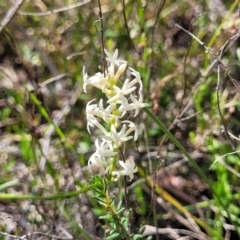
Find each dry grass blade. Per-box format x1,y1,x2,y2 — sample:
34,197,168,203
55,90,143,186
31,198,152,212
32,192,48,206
141,225,207,240
18,0,91,16
0,0,24,34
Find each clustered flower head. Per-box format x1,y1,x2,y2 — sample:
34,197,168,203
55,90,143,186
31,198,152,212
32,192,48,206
83,49,149,181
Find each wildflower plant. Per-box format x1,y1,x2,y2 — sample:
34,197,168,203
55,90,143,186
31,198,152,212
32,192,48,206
84,49,149,181
89,176,144,239
83,49,148,239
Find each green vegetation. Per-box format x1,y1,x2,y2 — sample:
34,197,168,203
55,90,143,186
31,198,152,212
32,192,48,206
0,0,240,239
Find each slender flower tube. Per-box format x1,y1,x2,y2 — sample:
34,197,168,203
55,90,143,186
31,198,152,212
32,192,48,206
84,49,149,181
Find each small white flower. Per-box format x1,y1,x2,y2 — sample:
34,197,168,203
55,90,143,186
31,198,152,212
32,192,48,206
102,124,133,147
86,100,109,135
99,99,119,123
130,94,149,117
117,96,128,117
119,94,149,117
95,138,118,157
88,153,106,175
129,67,143,94
104,49,126,69
83,66,88,93
112,158,138,181
122,120,138,141
104,49,119,65
113,63,127,82
86,99,98,132
83,72,111,93
107,79,136,104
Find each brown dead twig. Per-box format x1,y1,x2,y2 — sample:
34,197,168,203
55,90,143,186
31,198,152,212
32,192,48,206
148,2,166,239
95,0,107,76
175,23,240,151
122,0,137,52
141,225,207,240
0,0,25,35
18,0,91,16
0,230,73,240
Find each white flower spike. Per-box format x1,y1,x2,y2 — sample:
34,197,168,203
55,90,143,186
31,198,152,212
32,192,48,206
84,49,149,181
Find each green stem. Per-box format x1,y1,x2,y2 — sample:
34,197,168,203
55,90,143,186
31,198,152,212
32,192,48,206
0,187,90,200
